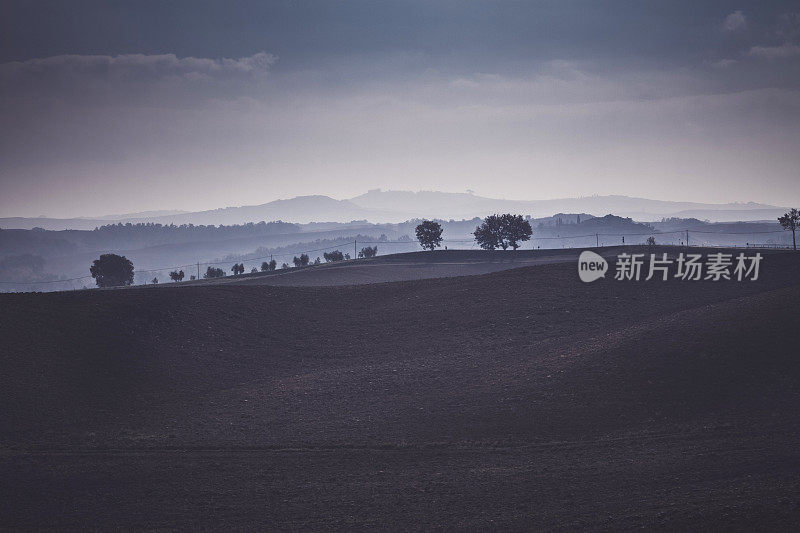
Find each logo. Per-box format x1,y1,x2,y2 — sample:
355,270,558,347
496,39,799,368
577,251,762,283
578,251,608,282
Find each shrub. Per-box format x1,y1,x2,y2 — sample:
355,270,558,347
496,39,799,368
204,266,225,278
358,246,378,258
323,250,344,262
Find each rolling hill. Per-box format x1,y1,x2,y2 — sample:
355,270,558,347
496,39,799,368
1,249,799,529
1,191,788,230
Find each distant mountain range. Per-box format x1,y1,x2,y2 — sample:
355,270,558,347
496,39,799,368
0,190,788,230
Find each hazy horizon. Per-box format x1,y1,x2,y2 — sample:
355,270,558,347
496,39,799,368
2,1,800,218
0,188,790,222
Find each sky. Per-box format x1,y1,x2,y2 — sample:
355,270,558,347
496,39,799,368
1,0,800,218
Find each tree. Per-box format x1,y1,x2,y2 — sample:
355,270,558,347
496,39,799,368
473,215,503,250
646,236,656,246
89,253,135,288
499,213,532,250
293,254,309,267
231,263,244,275
415,220,443,251
169,270,185,282
190,275,196,281
204,266,225,278
324,250,344,262
251,267,258,273
261,261,269,272
474,214,532,250
152,277,159,284
268,259,277,271
779,208,799,250
281,262,290,269
358,246,378,258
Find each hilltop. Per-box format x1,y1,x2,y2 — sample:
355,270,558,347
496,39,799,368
1,191,787,230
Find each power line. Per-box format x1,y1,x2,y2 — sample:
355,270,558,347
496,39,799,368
0,227,791,287
0,242,356,285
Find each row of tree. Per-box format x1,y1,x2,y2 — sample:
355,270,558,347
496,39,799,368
414,214,533,251
86,209,800,288
87,215,530,287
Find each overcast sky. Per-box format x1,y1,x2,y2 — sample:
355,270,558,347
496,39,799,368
1,0,799,218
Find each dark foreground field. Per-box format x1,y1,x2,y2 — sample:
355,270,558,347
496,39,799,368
2,249,800,530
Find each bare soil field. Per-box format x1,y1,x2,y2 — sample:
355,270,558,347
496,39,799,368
1,248,800,530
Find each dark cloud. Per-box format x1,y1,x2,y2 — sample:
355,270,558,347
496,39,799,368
1,1,799,217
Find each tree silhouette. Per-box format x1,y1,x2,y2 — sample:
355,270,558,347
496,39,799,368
293,254,309,267
358,246,378,258
779,208,799,250
474,214,532,250
324,250,344,262
499,213,532,250
473,215,503,250
169,270,185,282
415,220,443,251
89,254,134,288
204,266,225,278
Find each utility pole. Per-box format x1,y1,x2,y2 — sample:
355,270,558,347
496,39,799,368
686,230,689,247
354,240,357,259
596,234,599,247
197,262,200,280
